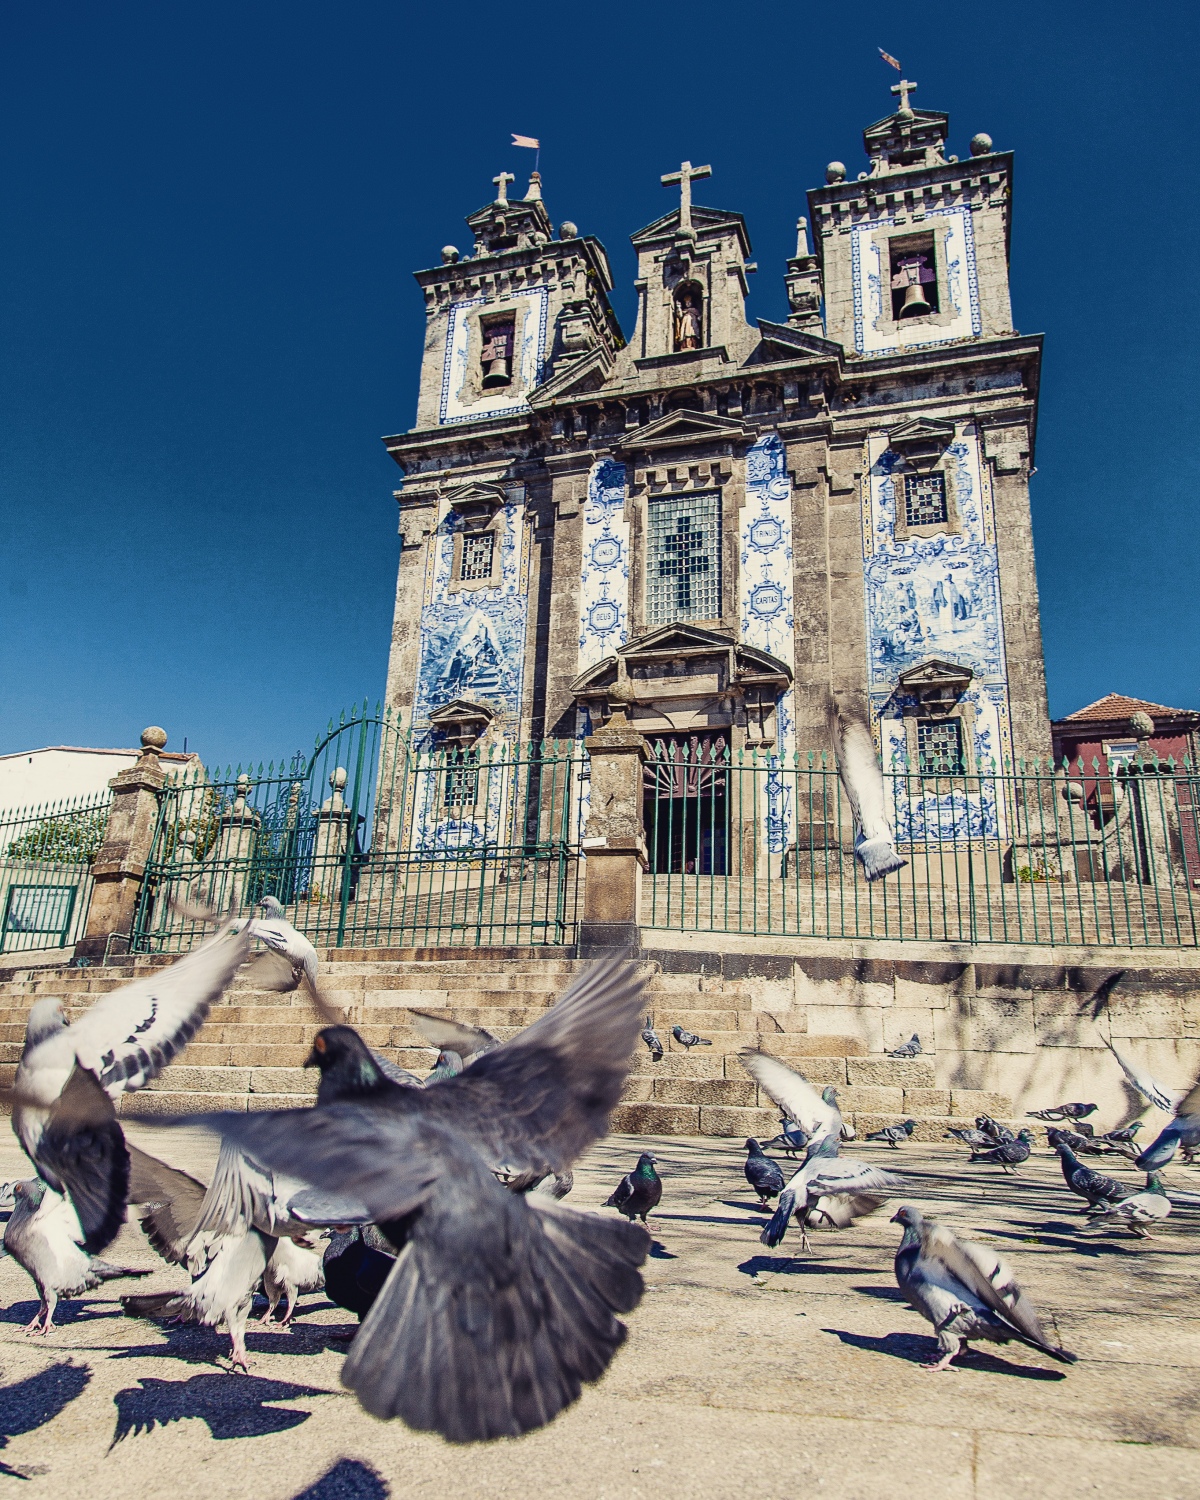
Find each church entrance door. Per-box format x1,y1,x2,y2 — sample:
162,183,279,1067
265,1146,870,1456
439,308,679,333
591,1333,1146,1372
643,734,729,875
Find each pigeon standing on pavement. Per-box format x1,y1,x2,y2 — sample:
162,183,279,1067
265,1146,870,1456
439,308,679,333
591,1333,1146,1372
260,1235,326,1326
671,1026,711,1050
1027,1102,1098,1123
11,918,252,1252
762,1118,810,1157
887,1035,922,1059
828,704,906,882
743,1140,785,1208
969,1130,1033,1171
641,1017,664,1062
867,1120,918,1149
606,1153,662,1223
2,1178,150,1334
1085,1175,1172,1238
891,1205,1076,1371
1136,1069,1200,1171
1053,1141,1131,1210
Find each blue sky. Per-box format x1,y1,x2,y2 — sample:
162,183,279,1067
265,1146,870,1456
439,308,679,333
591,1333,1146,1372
2,1,1197,770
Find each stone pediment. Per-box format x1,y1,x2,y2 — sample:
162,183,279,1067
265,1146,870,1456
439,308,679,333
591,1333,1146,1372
886,418,956,460
428,698,496,743
615,409,751,455
631,205,751,255
527,346,615,409
898,658,973,706
443,481,508,521
753,318,842,362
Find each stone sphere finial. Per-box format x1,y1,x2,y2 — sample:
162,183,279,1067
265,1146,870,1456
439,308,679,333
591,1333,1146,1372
141,726,167,752
441,245,460,264
559,220,578,240
969,133,993,157
236,773,251,794
330,766,348,792
825,161,846,184
1129,710,1155,740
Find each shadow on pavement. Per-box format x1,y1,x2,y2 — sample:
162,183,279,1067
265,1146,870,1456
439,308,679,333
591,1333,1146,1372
110,1321,358,1366
292,1458,389,1498
824,1327,1068,1379
0,1361,90,1477
109,1372,333,1445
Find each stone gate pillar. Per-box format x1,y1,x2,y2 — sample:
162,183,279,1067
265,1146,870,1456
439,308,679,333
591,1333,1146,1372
77,726,169,961
211,775,261,911
579,711,648,958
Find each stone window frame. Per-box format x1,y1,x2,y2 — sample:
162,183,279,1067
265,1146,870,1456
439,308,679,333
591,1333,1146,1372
455,304,523,410
891,449,962,543
901,700,978,778
635,487,727,631
869,222,958,342
448,516,504,594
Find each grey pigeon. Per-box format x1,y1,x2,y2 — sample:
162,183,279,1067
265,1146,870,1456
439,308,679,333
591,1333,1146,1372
606,1152,662,1222
969,1129,1033,1171
867,1120,918,1149
945,1126,994,1150
232,895,320,994
640,1017,664,1062
12,918,252,1252
426,1048,464,1084
739,1052,844,1152
762,1118,811,1157
828,704,906,881
743,1139,785,1208
892,1205,1075,1371
1100,1121,1143,1145
1027,1102,1098,1123
887,1034,922,1059
827,1087,857,1142
671,1026,711,1049
137,958,653,1443
1085,1175,1171,1238
760,1136,906,1252
1137,1068,1200,1171
976,1115,1015,1143
407,1010,498,1063
1053,1140,1131,1210
2,1178,150,1334
1045,1126,1102,1155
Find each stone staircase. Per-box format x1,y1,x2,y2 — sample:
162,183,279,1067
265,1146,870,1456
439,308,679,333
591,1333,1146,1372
0,948,1013,1138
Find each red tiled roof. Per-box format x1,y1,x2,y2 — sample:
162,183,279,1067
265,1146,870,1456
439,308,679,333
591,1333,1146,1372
1061,693,1196,724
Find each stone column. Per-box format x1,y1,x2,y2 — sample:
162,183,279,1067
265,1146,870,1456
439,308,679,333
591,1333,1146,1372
211,775,261,911
77,727,169,961
313,768,357,902
579,711,647,957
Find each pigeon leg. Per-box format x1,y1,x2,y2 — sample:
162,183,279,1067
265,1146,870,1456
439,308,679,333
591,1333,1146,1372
258,1293,279,1326
24,1301,50,1336
279,1287,297,1329
921,1340,964,1373
228,1326,252,1374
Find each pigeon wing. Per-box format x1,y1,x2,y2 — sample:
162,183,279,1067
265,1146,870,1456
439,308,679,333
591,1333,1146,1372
805,1160,906,1199
1099,1036,1181,1114
738,1050,840,1140
407,1009,499,1061
126,1143,209,1264
65,920,252,1096
34,1064,129,1254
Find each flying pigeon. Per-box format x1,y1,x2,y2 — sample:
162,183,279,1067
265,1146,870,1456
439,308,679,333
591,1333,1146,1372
260,1235,325,1327
136,958,653,1442
606,1152,662,1222
760,1136,906,1252
739,1051,845,1152
1099,1035,1183,1115
322,1227,396,1321
867,1120,918,1149
1085,1175,1171,1238
828,704,906,882
969,1130,1033,1171
887,1035,922,1059
1136,1068,1200,1171
743,1139,786,1208
641,1017,664,1062
2,1178,150,1334
671,1026,711,1049
232,896,320,994
11,918,252,1252
891,1205,1076,1371
762,1118,811,1157
1053,1140,1131,1210
407,1010,498,1063
1026,1102,1098,1123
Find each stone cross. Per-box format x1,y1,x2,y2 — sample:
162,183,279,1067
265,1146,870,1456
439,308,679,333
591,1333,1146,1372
661,160,711,235
890,77,917,115
492,171,514,204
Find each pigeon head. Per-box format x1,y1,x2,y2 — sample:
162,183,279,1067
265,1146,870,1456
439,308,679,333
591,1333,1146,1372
902,1120,918,1132
24,998,67,1050
635,1152,658,1171
821,1086,840,1105
13,1178,47,1209
258,895,285,918
745,1138,763,1153
305,1026,391,1101
890,1204,923,1229
1016,1128,1034,1143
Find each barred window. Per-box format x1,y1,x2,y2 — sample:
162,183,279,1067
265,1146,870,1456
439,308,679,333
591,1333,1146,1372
646,492,721,625
443,758,479,809
917,717,965,775
904,472,948,528
459,531,495,583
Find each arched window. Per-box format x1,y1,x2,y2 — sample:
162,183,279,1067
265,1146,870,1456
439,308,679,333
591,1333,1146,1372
673,280,704,351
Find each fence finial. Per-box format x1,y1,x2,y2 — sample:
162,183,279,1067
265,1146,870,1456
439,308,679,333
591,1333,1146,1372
139,726,167,765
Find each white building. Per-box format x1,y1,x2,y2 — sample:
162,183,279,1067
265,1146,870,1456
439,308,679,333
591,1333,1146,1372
0,745,201,815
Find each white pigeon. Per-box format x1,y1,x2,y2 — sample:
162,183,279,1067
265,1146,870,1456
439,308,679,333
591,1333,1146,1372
11,918,252,1251
233,896,319,993
2,1177,150,1334
1098,1035,1183,1115
1085,1175,1172,1238
738,1049,845,1149
828,705,906,882
260,1235,326,1327
760,1136,907,1251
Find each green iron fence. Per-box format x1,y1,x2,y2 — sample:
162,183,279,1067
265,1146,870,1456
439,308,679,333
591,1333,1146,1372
641,739,1200,948
131,705,585,953
0,789,112,954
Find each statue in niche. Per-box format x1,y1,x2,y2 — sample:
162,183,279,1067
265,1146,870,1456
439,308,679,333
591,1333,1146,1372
674,286,703,351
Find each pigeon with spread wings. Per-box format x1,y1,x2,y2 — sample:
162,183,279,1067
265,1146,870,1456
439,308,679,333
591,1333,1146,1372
1137,1069,1200,1170
138,958,651,1441
828,704,906,882
11,920,252,1251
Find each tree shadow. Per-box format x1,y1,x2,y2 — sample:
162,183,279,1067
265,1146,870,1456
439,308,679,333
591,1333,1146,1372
824,1328,1067,1379
110,1373,332,1446
0,1361,91,1478
291,1459,390,1499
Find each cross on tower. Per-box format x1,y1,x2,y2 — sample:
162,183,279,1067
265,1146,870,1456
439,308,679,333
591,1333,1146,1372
658,515,711,612
492,171,515,204
660,160,712,236
890,77,917,115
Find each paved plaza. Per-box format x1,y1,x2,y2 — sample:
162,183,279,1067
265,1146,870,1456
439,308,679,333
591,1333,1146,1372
1,1126,1197,1499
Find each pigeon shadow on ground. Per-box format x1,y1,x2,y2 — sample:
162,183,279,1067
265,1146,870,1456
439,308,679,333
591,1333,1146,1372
721,1198,776,1215
824,1328,1068,1379
0,1360,91,1477
647,1240,677,1259
291,1458,390,1499
0,1297,121,1329
737,1256,876,1278
850,1285,909,1302
737,1255,800,1278
110,1321,357,1367
982,1225,1150,1259
654,1211,762,1228
109,1372,332,1446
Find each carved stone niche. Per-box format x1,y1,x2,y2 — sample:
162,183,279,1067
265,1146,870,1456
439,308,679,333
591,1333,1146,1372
428,698,496,749
570,624,791,747
896,659,976,771
887,418,960,542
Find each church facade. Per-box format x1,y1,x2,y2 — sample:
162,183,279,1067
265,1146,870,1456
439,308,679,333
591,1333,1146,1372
381,90,1049,825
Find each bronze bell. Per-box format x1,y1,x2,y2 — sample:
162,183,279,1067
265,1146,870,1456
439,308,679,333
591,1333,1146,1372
892,253,935,319
481,329,513,388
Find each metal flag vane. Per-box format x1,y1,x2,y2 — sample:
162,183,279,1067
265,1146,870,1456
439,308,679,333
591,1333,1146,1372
878,48,917,115
512,133,540,172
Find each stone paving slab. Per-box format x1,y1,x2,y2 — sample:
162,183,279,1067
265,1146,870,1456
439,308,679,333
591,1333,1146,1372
0,1129,1197,1499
